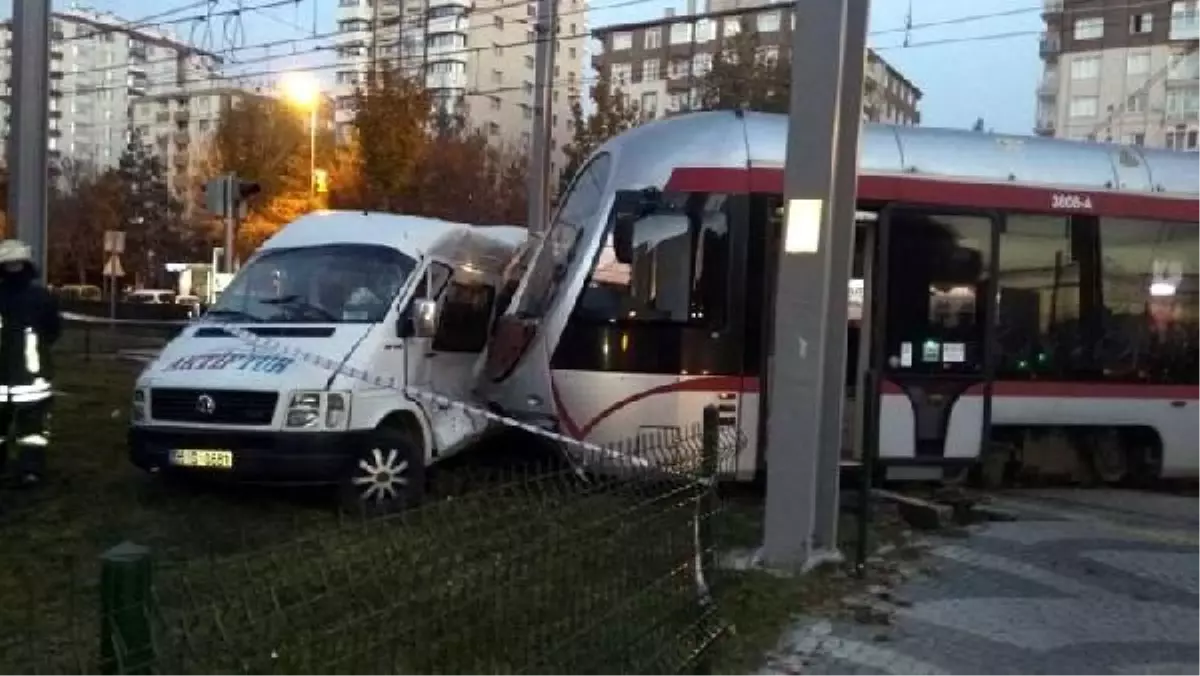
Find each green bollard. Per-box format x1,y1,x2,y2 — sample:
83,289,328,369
99,541,154,675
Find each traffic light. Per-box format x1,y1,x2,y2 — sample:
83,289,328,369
237,179,261,200
202,175,261,217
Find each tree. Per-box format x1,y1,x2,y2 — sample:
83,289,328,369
47,159,124,285
699,30,790,114
351,67,434,212
115,130,190,287
559,80,640,194
207,92,326,257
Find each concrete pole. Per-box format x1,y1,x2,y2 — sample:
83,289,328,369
812,0,871,554
7,0,51,274
525,0,556,234
761,0,858,570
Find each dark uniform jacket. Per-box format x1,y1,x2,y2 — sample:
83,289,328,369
0,263,61,394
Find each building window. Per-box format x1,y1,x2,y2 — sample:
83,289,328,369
644,27,662,49
612,31,633,50
692,52,713,76
525,55,535,68
523,80,534,94
669,22,692,44
492,69,503,84
1073,16,1104,40
1168,49,1200,79
1170,0,1200,40
723,18,741,37
641,91,658,117
642,58,660,80
1069,95,1099,117
695,18,716,42
612,62,632,84
1130,12,1153,34
494,43,503,56
1166,87,1200,115
669,58,689,79
1127,52,1151,75
1126,92,1148,112
490,95,501,110
494,15,504,29
1165,127,1199,149
757,46,779,65
757,11,781,32
1070,56,1100,79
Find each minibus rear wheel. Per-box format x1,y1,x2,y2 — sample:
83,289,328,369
338,424,426,516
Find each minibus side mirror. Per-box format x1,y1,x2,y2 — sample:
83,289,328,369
396,298,440,338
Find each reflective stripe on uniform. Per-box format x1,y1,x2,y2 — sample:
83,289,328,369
16,434,48,447
25,328,40,375
0,378,52,402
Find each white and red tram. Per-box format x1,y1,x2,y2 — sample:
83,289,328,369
481,111,1199,483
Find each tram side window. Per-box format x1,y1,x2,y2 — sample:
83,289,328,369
433,282,497,353
576,191,731,328
995,215,1090,380
1094,218,1198,384
883,210,992,375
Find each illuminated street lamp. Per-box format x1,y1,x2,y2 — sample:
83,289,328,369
280,71,321,196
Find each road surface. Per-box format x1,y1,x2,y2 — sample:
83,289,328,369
763,488,1199,675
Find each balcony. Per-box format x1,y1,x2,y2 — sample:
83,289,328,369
174,110,190,124
173,130,190,145
1034,114,1056,136
1039,32,1060,59
1043,0,1063,15
1038,73,1058,97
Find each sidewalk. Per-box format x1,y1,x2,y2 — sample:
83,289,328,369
761,491,1199,675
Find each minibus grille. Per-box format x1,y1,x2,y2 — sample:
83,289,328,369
150,388,278,425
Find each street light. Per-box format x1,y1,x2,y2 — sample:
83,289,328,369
280,71,320,196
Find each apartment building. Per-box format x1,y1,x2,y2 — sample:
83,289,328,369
1037,0,1199,150
333,0,585,178
591,1,922,124
0,7,223,170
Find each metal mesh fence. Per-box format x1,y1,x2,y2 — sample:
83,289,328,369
57,316,184,361
0,421,737,675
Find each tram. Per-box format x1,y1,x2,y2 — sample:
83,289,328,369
480,110,1199,483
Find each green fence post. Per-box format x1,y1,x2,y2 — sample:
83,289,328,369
692,405,721,675
99,541,154,675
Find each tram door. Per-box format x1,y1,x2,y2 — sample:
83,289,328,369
861,206,999,478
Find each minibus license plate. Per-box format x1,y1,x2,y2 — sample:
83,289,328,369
171,449,234,470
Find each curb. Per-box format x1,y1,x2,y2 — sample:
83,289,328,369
870,489,952,530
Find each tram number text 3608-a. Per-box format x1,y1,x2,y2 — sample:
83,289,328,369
1051,193,1095,211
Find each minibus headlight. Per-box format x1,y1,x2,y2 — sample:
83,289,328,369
285,391,351,430
131,388,147,422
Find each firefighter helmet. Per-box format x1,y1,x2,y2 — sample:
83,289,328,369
0,240,32,265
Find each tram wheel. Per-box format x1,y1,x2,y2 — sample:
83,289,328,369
1086,431,1129,486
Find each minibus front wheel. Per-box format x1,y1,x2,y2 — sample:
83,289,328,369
338,423,426,516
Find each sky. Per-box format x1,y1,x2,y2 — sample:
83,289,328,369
44,0,1044,133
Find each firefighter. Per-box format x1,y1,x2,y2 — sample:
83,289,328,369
0,240,61,487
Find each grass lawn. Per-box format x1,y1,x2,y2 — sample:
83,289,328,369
0,351,725,674
0,343,919,675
